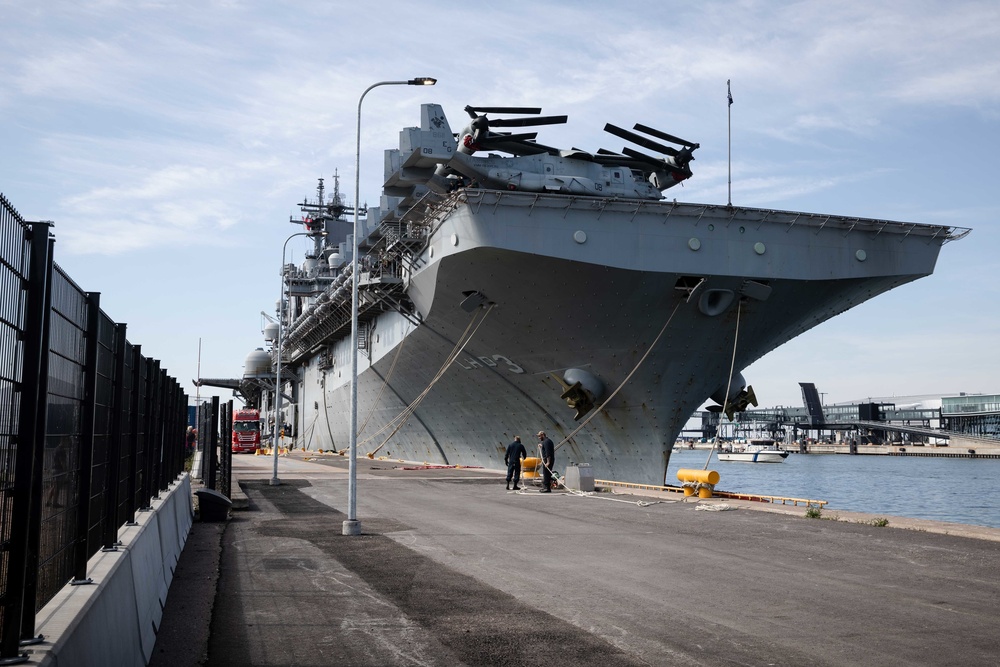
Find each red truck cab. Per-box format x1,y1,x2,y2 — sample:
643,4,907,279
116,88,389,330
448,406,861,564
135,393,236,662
232,408,261,453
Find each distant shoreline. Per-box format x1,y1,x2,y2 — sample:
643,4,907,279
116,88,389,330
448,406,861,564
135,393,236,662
676,441,1000,458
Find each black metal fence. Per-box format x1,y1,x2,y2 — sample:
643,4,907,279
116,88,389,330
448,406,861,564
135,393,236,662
0,193,188,662
192,396,232,499
218,399,233,499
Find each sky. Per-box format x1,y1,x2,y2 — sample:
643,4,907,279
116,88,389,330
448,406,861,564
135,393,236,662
2,0,998,411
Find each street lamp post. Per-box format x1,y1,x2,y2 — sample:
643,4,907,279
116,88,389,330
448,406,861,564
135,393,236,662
344,77,436,536
272,230,323,486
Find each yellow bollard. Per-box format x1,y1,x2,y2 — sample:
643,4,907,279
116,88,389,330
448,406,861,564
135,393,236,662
521,457,541,478
676,469,720,485
676,468,720,499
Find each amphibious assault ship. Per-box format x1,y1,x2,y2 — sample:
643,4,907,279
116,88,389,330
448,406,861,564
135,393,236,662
262,103,966,485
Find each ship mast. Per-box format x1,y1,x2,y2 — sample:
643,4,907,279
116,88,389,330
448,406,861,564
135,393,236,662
291,172,358,259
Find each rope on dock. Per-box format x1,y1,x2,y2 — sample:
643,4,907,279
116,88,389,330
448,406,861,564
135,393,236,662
594,478,828,508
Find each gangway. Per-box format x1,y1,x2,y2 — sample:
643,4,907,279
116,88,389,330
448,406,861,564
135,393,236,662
851,420,1000,444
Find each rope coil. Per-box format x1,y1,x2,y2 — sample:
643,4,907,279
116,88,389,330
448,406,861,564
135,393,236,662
680,480,715,493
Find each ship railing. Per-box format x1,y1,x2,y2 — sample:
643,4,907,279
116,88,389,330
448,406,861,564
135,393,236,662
328,196,444,315
284,272,410,361
395,190,463,240
358,270,403,287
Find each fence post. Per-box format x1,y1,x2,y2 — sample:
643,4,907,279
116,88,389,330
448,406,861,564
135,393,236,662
164,381,175,486
163,379,179,486
155,373,168,490
101,323,127,550
177,384,186,477
196,400,209,480
220,400,233,498
125,345,142,523
208,396,220,490
170,381,184,482
149,362,163,500
160,381,173,487
139,358,158,509
69,293,101,585
2,221,53,661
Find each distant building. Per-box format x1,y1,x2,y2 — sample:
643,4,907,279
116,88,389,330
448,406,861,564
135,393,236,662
694,390,1000,445
940,394,1000,439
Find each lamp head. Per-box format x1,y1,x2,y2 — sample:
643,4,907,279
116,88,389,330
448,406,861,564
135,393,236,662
408,77,437,86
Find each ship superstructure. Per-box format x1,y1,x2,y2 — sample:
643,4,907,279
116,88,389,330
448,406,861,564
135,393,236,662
264,103,967,485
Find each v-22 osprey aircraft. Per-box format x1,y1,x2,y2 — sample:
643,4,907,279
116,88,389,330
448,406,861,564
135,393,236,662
401,104,700,201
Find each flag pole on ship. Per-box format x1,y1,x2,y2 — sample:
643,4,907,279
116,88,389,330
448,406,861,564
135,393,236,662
727,79,733,207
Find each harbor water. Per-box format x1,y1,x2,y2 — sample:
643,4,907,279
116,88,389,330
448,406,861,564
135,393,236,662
666,449,1000,529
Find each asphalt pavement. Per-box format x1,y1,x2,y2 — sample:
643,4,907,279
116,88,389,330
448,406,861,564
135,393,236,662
151,451,1000,666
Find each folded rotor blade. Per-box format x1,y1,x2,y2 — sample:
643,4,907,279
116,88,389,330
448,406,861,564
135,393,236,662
489,115,568,128
478,132,539,144
621,147,688,175
604,124,680,157
465,105,543,117
633,123,699,150
621,146,664,166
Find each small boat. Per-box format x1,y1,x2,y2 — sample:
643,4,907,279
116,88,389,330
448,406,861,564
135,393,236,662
717,440,789,463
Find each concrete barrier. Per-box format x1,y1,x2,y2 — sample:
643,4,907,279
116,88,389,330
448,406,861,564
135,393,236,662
29,474,193,666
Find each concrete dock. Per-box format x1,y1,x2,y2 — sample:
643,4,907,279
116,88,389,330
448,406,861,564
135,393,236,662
151,452,1000,666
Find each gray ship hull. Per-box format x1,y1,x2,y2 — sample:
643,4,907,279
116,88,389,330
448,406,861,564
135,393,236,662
288,191,959,485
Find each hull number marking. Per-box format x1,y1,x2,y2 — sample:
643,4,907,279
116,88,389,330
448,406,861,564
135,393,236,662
454,354,524,374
